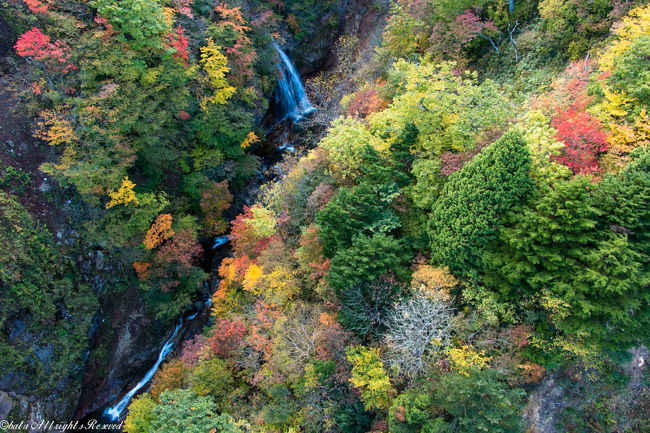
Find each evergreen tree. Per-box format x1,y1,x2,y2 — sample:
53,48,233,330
485,176,647,353
433,369,525,433
390,122,418,187
316,182,401,258
327,233,411,293
597,148,650,270
428,129,534,277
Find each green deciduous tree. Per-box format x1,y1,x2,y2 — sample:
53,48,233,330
609,35,650,114
388,388,444,433
188,358,234,402
91,0,170,50
320,117,386,182
539,0,628,59
371,61,512,157
124,394,156,433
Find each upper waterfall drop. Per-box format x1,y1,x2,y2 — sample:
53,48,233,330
273,43,316,123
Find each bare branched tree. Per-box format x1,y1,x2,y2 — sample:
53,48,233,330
384,291,454,378
275,303,322,369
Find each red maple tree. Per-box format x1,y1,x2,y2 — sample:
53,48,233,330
552,106,609,175
23,0,48,14
168,26,189,67
209,318,246,358
14,28,76,73
173,0,193,18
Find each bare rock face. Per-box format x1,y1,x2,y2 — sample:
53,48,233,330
524,347,649,433
74,299,162,420
523,373,566,433
0,14,13,57
0,391,50,433
0,391,14,420
283,0,388,76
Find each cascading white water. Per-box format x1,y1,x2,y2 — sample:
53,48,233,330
212,235,230,250
103,320,184,421
273,43,316,123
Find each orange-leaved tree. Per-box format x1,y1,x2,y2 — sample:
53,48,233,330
144,214,174,250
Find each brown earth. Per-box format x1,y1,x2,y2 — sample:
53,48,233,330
0,76,61,234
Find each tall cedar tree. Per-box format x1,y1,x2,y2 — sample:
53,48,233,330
427,129,534,277
316,182,401,259
485,174,648,353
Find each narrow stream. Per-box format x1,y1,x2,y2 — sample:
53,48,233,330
99,43,315,423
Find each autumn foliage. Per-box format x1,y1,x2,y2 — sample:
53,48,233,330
213,2,255,83
346,87,388,118
133,261,152,281
552,106,609,175
199,38,236,109
150,359,186,401
208,318,246,358
173,0,193,18
154,229,202,272
229,206,274,258
144,214,174,250
94,15,117,42
23,0,48,14
14,28,76,73
180,334,208,367
168,26,189,67
10,1,650,431
240,131,259,149
33,110,76,146
200,180,232,236
105,177,138,209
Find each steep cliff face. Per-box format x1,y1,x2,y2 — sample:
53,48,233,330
74,287,161,420
0,15,13,57
280,0,387,75
523,347,649,433
0,78,97,428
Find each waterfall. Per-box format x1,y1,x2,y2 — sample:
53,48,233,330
212,235,230,250
273,43,316,123
103,319,184,421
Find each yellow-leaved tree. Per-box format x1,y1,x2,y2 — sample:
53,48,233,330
594,3,650,120
106,177,139,209
447,345,491,377
199,38,236,111
598,3,650,73
345,345,395,410
33,109,76,146
240,131,259,149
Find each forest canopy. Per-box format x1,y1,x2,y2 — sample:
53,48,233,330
1,0,649,432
